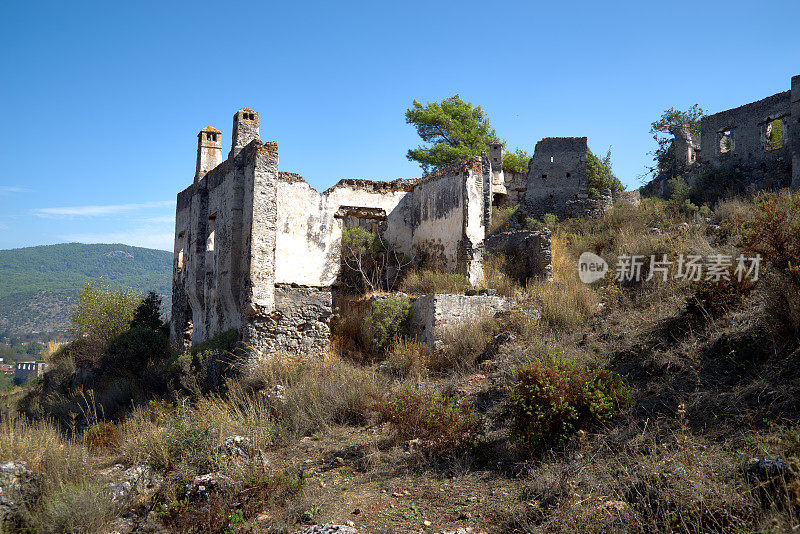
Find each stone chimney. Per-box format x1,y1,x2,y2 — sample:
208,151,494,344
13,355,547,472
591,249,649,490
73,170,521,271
195,126,222,182
230,108,260,159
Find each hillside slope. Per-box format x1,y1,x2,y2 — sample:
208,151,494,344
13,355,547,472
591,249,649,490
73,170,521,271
0,243,172,335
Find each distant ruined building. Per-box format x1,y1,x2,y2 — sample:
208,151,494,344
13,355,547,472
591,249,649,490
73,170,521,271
171,108,597,356
644,74,800,197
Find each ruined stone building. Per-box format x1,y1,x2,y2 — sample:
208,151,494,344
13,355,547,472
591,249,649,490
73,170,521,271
645,74,800,196
171,108,492,356
488,136,619,219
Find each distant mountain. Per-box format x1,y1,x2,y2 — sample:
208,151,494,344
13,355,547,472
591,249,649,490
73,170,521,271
0,243,172,336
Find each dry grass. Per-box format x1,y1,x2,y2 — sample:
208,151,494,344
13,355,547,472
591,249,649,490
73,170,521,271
400,269,472,295
386,338,430,378
526,236,598,330
244,355,384,437
490,205,519,233
0,416,117,533
432,315,498,373
481,252,522,297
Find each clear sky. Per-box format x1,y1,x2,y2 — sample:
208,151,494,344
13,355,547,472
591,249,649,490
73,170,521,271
1,1,798,251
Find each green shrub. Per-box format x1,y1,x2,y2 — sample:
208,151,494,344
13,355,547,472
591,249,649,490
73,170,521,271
505,358,631,452
70,282,141,343
525,217,546,232
375,386,477,455
364,295,411,351
740,189,800,286
340,227,411,293
542,213,558,228
585,147,623,198
103,326,169,371
131,291,168,333
501,147,530,174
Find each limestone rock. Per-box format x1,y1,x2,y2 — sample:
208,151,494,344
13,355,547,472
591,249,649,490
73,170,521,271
0,461,40,532
104,464,163,505
223,435,252,459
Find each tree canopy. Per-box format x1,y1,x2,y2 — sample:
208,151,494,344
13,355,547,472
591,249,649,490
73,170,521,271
405,95,499,173
502,148,531,174
648,105,704,176
586,148,624,198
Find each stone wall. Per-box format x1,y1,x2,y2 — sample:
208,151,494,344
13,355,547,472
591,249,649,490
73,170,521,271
241,286,332,358
644,74,800,198
525,137,588,217
485,229,552,281
409,293,515,350
172,107,492,357
275,175,412,288
411,158,486,284
697,89,793,190
503,171,528,206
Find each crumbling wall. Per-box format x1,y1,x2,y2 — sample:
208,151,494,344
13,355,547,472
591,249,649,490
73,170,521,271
274,175,413,288
411,158,485,284
173,159,244,345
503,171,528,205
485,229,552,282
698,90,793,190
525,137,588,217
409,293,515,350
173,107,493,356
242,285,332,357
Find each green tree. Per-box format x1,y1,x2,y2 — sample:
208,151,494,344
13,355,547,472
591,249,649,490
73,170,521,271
585,148,624,197
71,282,141,343
131,291,167,333
648,105,704,176
405,95,499,172
502,147,530,174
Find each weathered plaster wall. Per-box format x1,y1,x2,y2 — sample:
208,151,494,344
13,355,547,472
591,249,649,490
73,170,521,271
172,153,253,345
409,159,486,284
525,137,588,217
274,175,413,287
409,293,515,350
411,168,466,272
698,90,793,189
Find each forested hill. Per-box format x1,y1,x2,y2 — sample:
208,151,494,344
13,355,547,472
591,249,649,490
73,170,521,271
0,243,172,335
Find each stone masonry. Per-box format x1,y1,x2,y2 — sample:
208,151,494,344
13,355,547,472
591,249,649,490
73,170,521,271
409,294,516,350
644,74,800,197
171,108,492,357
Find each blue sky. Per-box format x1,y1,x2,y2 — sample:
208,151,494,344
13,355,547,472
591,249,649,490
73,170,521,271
1,1,798,251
